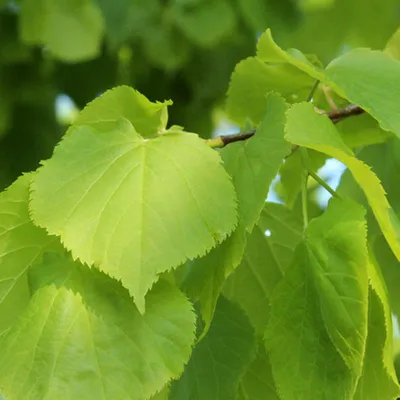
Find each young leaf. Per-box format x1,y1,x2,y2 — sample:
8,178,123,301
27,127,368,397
224,203,302,335
257,29,400,137
20,0,104,62
226,56,314,125
30,119,237,312
69,86,172,138
221,92,290,232
285,102,400,261
0,253,196,400
238,345,280,400
265,199,369,400
169,297,256,400
0,174,60,335
353,257,400,399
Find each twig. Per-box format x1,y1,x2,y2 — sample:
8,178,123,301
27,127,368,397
206,104,365,148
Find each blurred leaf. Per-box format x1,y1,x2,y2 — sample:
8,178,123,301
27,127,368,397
20,0,104,62
95,0,160,48
142,22,192,71
171,0,236,48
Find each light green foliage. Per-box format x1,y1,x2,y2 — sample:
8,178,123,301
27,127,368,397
227,56,314,125
285,102,400,261
221,93,290,231
70,86,172,137
0,174,60,335
238,346,280,400
0,252,196,400
224,203,302,335
266,199,369,400
1,3,400,396
257,30,400,138
170,297,256,400
20,0,104,62
31,111,237,312
324,50,400,137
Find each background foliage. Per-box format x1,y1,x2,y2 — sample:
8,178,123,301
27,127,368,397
2,1,400,399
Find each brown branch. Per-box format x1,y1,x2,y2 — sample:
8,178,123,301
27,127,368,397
208,104,365,148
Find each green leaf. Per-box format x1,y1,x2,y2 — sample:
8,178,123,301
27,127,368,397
169,297,256,400
285,102,400,261
324,49,400,137
336,113,393,149
182,225,246,334
257,203,304,272
171,0,236,48
238,345,280,400
338,138,400,239
373,233,400,320
0,253,196,400
70,86,173,138
20,0,104,62
257,30,400,137
265,198,369,400
226,56,314,125
353,255,400,399
0,174,60,336
224,203,302,335
221,92,290,231
256,30,322,76
31,118,237,313
182,93,289,330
